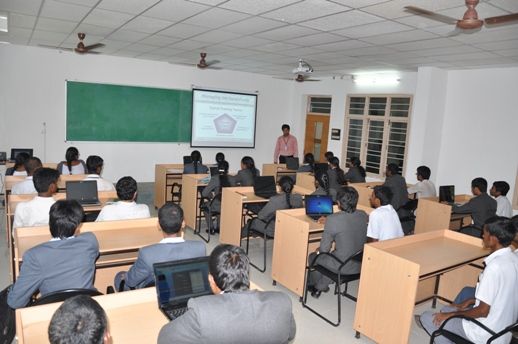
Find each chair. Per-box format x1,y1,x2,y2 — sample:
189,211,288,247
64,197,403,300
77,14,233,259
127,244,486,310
430,315,518,344
302,249,363,327
244,217,275,273
29,289,103,306
117,279,155,292
399,199,418,235
197,192,222,243
170,182,182,204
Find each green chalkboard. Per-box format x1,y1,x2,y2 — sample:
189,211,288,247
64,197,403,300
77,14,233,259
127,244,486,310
66,81,192,142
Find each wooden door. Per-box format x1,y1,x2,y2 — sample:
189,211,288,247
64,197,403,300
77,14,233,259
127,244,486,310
303,114,330,162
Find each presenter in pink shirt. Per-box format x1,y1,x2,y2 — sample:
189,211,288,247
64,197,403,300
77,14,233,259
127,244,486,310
273,124,299,163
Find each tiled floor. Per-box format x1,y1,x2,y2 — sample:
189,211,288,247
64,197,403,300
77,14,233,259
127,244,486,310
0,183,434,343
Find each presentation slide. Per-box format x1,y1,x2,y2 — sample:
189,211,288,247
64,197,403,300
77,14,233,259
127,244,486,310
191,89,257,148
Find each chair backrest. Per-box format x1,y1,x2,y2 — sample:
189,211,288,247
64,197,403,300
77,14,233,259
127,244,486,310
30,289,102,307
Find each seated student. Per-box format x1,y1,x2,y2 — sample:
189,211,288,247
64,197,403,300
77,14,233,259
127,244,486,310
383,163,409,213
8,200,99,309
297,153,315,172
490,181,512,218
327,157,346,191
311,170,337,202
95,176,150,221
83,155,115,192
307,187,368,298
13,167,59,230
344,156,366,183
407,165,436,199
48,295,110,344
11,157,42,195
417,217,518,344
512,215,518,252
453,177,497,237
232,156,260,186
324,151,334,163
367,186,404,242
246,176,303,237
215,152,225,165
158,244,296,344
5,152,30,176
115,203,206,290
183,150,209,174
57,146,86,175
201,160,231,233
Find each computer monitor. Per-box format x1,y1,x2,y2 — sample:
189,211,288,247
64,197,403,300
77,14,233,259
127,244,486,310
10,148,33,161
285,157,299,170
439,185,455,203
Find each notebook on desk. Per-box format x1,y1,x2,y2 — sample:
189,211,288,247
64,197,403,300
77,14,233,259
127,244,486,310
66,180,101,206
305,195,333,221
439,185,455,204
153,257,212,320
253,176,277,199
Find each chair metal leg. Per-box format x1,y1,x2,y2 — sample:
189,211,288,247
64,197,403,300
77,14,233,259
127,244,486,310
195,208,210,243
249,231,267,273
302,269,341,327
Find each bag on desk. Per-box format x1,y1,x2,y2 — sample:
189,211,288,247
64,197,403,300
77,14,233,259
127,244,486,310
0,285,15,344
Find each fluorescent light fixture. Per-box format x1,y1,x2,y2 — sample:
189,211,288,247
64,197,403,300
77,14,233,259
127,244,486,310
0,13,7,32
352,73,400,86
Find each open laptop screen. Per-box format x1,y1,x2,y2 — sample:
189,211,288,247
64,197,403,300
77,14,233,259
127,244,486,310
439,185,455,203
253,176,277,198
305,195,333,217
10,148,33,161
66,180,99,204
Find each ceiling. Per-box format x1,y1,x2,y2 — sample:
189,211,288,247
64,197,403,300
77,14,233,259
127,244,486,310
1,0,517,78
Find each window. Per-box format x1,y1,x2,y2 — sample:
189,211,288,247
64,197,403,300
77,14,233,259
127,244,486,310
343,95,412,177
308,97,332,114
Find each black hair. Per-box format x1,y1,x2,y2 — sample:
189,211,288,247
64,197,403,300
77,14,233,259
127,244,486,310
329,157,347,185
116,176,137,201
484,217,515,247
65,147,80,175
48,295,107,344
279,176,295,208
373,185,393,206
24,157,42,176
471,177,488,193
158,203,184,235
303,153,315,168
281,124,290,131
209,244,250,292
191,150,202,174
336,187,359,213
218,160,231,188
324,151,334,162
49,200,84,239
492,181,510,196
315,170,330,196
14,152,30,170
86,155,104,175
215,152,225,163
387,163,400,175
33,167,60,194
350,157,366,178
416,165,431,180
241,156,257,178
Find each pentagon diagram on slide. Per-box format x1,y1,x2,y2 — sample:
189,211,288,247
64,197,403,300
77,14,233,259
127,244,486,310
214,113,237,134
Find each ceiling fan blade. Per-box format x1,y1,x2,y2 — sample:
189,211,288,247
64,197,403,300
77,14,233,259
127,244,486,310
206,66,223,70
84,43,105,50
38,44,73,51
484,13,518,25
404,6,458,25
304,79,321,82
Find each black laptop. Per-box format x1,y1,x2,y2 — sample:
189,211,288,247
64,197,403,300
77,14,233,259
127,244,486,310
153,257,212,320
183,156,193,164
439,185,455,204
10,148,33,161
305,195,333,221
66,180,100,206
285,157,299,170
253,176,277,199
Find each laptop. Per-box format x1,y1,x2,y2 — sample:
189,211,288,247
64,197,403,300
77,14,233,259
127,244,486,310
253,176,277,199
285,157,299,170
153,257,212,320
10,148,33,161
439,185,455,204
183,156,193,164
66,180,100,206
305,195,333,221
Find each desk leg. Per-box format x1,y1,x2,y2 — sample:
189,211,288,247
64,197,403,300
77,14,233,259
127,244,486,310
432,275,441,309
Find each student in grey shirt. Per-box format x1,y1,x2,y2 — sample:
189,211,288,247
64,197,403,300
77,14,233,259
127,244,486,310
343,157,366,183
311,170,337,202
327,157,346,191
383,163,409,213
183,150,208,174
232,156,260,186
297,153,315,173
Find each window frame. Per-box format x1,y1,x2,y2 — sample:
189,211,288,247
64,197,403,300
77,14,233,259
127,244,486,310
342,94,413,179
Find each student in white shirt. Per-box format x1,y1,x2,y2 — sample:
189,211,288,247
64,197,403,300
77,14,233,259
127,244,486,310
57,146,86,175
407,165,436,199
512,215,518,255
96,176,150,221
418,217,518,344
367,186,404,242
490,181,512,218
5,152,30,176
84,155,115,192
13,168,59,229
11,157,42,195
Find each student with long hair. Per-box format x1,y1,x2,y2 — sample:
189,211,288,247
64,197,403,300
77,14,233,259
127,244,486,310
344,157,366,183
202,160,231,233
57,147,86,175
327,157,346,191
312,170,337,202
232,156,260,186
297,153,315,172
183,150,209,174
6,152,30,176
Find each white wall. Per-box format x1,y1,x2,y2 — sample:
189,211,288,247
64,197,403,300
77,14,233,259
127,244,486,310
0,44,294,182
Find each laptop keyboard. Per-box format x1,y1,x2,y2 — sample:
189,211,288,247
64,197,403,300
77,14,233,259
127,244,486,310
164,306,188,320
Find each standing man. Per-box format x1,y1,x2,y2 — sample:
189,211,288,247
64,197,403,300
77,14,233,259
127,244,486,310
274,124,298,163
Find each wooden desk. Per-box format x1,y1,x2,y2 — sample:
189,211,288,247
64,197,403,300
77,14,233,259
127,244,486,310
181,174,209,230
415,194,472,234
4,174,87,193
271,205,373,298
295,172,316,192
262,163,297,182
354,230,487,343
349,182,382,207
154,163,183,209
13,218,161,291
5,162,57,169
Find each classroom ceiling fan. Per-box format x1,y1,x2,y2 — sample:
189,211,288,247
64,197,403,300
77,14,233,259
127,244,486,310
276,59,321,82
196,52,221,70
39,33,105,54
405,0,518,31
